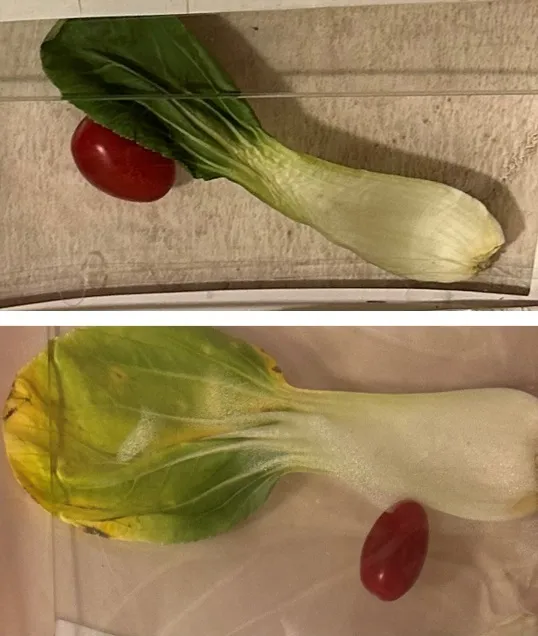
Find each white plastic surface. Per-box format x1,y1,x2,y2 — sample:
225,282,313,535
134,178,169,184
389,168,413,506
0,0,496,24
5,286,538,311
51,328,538,636
3,327,538,636
0,328,54,636
56,620,117,636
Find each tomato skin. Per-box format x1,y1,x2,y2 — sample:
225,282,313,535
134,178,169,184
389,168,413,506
360,500,429,602
71,118,176,202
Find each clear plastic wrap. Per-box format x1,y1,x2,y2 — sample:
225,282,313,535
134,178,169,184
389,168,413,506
1,326,538,636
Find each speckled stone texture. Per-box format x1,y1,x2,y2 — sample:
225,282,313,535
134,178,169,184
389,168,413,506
0,0,537,304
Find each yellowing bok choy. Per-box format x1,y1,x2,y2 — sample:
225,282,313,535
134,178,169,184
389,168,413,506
3,327,537,544
40,18,505,283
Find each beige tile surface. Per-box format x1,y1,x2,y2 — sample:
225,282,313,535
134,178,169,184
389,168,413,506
1,1,538,304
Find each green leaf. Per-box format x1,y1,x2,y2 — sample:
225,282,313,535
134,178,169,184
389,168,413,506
40,18,263,180
6,327,538,535
3,327,294,543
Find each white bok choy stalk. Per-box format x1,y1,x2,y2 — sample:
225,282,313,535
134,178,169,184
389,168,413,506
3,327,537,544
40,17,505,283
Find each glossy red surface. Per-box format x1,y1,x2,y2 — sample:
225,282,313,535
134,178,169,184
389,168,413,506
71,118,176,203
360,500,429,602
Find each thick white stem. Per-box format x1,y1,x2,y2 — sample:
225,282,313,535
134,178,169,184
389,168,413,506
233,133,504,283
288,387,538,520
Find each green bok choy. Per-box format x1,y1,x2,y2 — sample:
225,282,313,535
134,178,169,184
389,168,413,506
3,327,537,544
40,18,505,283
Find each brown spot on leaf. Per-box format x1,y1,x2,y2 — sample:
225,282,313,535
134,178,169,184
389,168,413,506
110,366,128,383
82,526,110,539
4,406,17,421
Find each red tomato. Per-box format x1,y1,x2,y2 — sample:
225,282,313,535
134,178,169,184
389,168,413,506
360,500,429,602
71,118,176,202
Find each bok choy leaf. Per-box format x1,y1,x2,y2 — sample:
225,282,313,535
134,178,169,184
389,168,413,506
3,327,538,544
40,17,505,283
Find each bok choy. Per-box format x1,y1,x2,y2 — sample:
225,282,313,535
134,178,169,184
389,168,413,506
40,18,505,284
3,327,537,544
